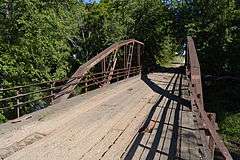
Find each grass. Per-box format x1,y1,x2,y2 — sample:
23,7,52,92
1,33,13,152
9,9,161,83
161,55,185,68
220,113,240,143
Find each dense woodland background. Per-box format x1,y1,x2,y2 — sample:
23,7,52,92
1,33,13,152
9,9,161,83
0,0,240,157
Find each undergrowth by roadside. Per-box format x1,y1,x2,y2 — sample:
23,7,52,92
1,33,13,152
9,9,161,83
203,80,240,159
0,113,7,124
161,55,185,68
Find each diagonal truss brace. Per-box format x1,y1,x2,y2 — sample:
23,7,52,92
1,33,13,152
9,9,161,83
53,39,144,103
126,43,134,78
102,49,118,86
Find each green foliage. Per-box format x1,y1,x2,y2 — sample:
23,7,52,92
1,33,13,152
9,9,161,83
155,36,177,65
0,113,7,123
175,0,240,76
220,113,240,143
68,1,130,74
220,112,240,158
69,0,178,71
0,0,178,87
0,0,85,119
126,0,177,65
0,0,83,87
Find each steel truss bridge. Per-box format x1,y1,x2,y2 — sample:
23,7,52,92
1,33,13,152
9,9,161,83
0,37,233,160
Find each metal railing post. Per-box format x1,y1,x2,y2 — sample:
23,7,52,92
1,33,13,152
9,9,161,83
85,77,88,93
50,82,55,104
117,70,119,81
16,89,20,118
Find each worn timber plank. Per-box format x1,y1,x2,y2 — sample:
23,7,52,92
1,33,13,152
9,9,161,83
0,68,204,160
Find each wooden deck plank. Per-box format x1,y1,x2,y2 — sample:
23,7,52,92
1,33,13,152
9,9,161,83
4,78,149,160
52,80,153,160
155,73,180,160
0,71,204,160
124,73,176,160
139,96,168,160
125,94,161,160
81,91,156,160
100,94,161,160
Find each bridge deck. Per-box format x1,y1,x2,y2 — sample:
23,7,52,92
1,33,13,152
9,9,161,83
0,68,203,160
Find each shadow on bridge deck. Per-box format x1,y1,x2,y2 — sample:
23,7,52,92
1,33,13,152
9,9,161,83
123,67,202,160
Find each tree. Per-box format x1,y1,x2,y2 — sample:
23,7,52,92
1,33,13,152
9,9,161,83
111,0,178,66
174,0,240,76
0,0,83,87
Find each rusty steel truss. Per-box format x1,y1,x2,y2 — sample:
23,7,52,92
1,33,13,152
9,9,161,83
0,39,144,118
186,36,232,160
54,39,144,103
0,37,233,160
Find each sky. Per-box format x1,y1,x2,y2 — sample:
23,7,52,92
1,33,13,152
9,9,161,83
83,0,100,3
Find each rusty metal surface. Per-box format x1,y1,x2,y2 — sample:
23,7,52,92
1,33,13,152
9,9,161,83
186,36,233,160
0,67,141,107
0,65,141,120
54,39,144,103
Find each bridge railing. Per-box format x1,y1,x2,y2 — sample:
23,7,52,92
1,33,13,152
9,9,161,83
54,39,144,103
0,39,144,119
186,36,232,160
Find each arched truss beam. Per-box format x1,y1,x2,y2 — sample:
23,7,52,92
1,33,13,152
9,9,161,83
54,39,144,103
